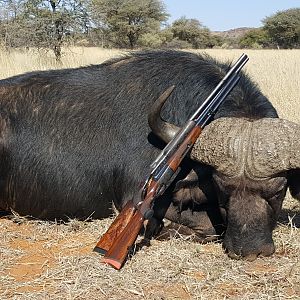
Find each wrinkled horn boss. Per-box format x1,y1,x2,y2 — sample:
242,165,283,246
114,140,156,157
191,117,300,179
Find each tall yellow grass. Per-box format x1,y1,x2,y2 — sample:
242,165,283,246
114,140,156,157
0,47,122,77
0,47,299,123
204,49,300,123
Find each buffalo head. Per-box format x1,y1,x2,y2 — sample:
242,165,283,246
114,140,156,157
149,90,300,260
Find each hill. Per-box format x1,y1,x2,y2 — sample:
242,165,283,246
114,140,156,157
212,27,254,40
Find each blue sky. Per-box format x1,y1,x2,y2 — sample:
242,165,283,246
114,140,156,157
163,0,300,31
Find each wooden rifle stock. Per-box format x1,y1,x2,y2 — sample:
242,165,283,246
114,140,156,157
93,201,135,255
102,180,159,269
102,210,144,269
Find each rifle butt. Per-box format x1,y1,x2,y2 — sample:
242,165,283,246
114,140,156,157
102,210,145,269
93,201,135,255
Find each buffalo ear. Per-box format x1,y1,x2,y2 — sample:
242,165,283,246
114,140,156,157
288,169,300,201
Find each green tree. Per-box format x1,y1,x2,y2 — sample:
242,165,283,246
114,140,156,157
138,27,174,48
239,28,270,48
0,0,90,60
170,17,220,48
90,0,168,48
263,8,300,49
0,0,26,47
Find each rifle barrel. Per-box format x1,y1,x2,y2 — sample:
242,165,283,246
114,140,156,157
189,53,249,121
151,54,248,171
196,73,241,127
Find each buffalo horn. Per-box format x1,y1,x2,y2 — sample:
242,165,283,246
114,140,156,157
148,86,180,143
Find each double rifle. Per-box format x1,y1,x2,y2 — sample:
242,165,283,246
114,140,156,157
94,53,249,269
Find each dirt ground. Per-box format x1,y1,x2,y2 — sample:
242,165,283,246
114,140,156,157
0,194,299,300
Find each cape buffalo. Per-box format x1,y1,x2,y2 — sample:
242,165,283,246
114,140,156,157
0,50,299,261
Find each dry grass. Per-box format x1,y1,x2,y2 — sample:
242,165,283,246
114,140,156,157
0,47,122,79
0,48,299,299
202,49,300,123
